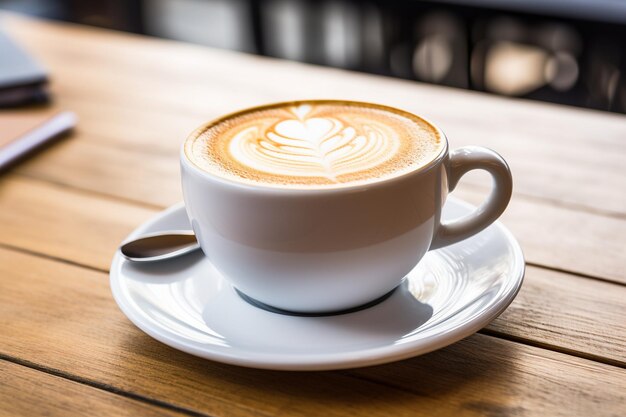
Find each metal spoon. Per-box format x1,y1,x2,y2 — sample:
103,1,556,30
120,230,200,262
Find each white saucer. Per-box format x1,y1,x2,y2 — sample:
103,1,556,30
110,198,524,371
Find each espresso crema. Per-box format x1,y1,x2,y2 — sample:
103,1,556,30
185,101,443,188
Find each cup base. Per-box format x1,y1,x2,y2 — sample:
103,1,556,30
234,287,398,317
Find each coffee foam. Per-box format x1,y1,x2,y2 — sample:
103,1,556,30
185,101,443,188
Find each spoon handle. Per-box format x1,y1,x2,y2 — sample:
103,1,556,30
120,230,200,262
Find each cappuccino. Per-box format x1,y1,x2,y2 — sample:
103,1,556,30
185,100,443,188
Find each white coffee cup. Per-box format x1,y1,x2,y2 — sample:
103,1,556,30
181,101,512,313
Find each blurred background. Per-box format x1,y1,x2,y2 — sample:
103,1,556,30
2,0,625,113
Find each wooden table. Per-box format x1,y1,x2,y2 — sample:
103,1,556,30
1,13,625,417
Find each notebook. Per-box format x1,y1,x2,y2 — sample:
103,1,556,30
0,110,76,170
0,27,48,107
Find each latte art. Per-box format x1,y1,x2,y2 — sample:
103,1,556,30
230,105,399,182
185,101,443,188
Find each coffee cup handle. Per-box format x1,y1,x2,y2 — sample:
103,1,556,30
430,146,512,250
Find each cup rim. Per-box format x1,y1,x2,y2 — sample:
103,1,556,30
180,99,449,195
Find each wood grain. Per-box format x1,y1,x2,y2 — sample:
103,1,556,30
0,176,625,364
0,247,624,417
455,188,626,283
0,360,187,417
487,267,626,366
15,139,181,208
0,177,156,270
3,13,626,216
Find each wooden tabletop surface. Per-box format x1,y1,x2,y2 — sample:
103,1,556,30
1,13,625,417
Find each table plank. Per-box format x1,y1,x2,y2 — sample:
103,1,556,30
0,247,624,417
0,177,155,271
4,13,626,216
0,176,625,364
15,140,180,208
0,360,187,417
486,267,626,366
456,188,626,283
